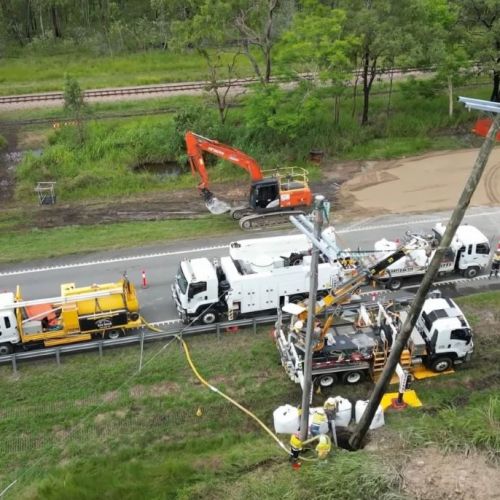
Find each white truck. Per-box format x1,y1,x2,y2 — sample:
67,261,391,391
172,231,344,324
376,223,491,290
275,292,474,388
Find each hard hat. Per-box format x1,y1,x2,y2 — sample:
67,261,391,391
325,397,337,406
315,408,325,415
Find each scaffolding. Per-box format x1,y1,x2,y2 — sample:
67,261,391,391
34,182,56,205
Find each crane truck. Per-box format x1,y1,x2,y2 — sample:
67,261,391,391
375,223,491,290
0,277,141,355
171,226,429,325
186,131,313,230
275,291,474,388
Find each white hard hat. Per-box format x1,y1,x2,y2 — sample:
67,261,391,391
294,320,304,330
325,397,336,406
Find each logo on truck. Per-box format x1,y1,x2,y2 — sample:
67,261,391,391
96,318,113,329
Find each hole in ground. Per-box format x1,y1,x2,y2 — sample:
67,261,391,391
335,426,365,451
132,160,182,178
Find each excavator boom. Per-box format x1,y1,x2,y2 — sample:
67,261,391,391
185,131,264,192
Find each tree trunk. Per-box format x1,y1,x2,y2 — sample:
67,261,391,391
490,69,500,103
352,70,359,118
386,69,394,117
50,5,62,38
448,76,454,117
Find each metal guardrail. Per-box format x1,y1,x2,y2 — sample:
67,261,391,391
0,314,280,373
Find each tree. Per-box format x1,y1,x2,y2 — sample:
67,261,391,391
63,74,88,144
233,0,290,84
339,0,422,125
276,1,354,124
171,0,242,124
452,0,500,102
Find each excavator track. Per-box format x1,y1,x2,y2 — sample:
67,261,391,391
239,210,307,231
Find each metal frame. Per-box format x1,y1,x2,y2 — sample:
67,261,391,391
458,96,500,114
34,181,56,205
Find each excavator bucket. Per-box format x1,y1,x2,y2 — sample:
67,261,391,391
200,188,231,215
205,196,231,215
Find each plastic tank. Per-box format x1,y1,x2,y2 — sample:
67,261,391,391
273,405,300,434
355,400,385,430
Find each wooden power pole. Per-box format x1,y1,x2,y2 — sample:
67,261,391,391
350,107,500,450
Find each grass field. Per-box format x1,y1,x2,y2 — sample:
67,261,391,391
0,216,238,264
0,292,498,498
0,50,255,95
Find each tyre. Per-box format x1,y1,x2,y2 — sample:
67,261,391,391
463,266,479,279
289,294,305,304
387,278,403,291
430,357,452,373
129,312,140,322
317,374,338,388
342,371,364,385
105,329,122,340
200,311,218,325
0,343,13,355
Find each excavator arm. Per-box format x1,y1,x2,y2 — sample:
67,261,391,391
185,131,264,194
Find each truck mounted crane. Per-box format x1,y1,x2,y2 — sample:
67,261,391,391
185,131,313,230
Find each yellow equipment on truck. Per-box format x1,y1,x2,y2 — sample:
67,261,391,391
0,277,141,354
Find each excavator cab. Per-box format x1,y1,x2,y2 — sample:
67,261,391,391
249,179,280,209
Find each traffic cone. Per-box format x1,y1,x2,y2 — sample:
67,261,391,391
371,291,377,301
141,270,148,289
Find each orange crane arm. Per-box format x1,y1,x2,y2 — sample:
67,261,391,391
185,131,264,191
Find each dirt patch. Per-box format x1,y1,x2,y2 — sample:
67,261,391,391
101,390,119,403
1,146,499,230
129,381,180,399
402,447,500,500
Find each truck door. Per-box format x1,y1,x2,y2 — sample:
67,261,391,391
0,312,19,344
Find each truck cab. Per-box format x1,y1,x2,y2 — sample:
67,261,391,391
0,292,20,354
410,295,473,372
172,258,220,324
434,223,490,278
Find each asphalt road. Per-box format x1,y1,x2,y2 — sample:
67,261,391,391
1,205,499,324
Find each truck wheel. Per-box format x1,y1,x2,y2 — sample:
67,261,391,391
0,343,13,355
342,371,364,385
106,329,122,340
317,374,338,388
431,357,452,373
200,311,218,325
463,266,479,279
387,278,403,291
289,294,305,304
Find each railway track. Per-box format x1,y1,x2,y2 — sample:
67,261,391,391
1,272,499,370
0,67,434,106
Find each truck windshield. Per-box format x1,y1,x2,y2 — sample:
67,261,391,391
176,266,189,294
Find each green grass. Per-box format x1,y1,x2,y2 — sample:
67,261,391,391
0,50,256,95
0,216,237,263
0,292,498,498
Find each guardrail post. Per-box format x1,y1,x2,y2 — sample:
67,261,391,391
98,341,103,359
55,347,61,366
253,318,257,335
11,353,17,375
216,323,220,341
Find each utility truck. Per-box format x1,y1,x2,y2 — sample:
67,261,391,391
375,223,490,290
275,291,474,388
0,277,141,355
172,230,345,325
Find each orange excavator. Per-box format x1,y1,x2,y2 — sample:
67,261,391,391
185,131,313,230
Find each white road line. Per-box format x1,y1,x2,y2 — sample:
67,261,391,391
0,245,228,277
2,209,499,277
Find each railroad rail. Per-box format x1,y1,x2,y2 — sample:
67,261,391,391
0,67,435,105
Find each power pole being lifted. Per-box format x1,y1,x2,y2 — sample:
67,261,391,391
349,98,500,450
292,195,325,442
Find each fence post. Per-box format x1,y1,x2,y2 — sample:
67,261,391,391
11,353,17,376
216,323,220,341
55,347,61,366
253,317,257,335
98,341,103,359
